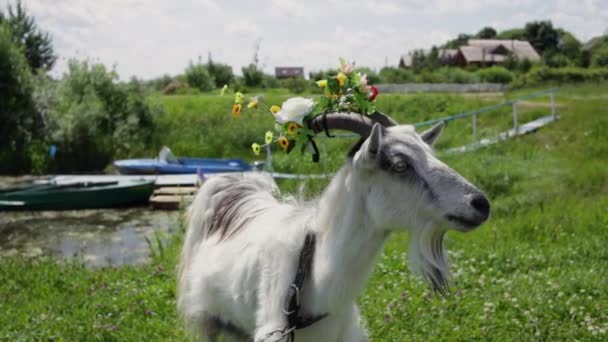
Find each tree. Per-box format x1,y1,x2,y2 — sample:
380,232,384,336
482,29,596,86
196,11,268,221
0,24,42,172
524,20,559,56
0,0,56,71
557,30,582,64
476,27,497,39
443,33,471,49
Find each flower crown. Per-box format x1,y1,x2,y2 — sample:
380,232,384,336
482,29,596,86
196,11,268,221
224,58,379,162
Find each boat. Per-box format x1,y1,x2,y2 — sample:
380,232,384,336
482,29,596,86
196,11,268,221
0,179,155,211
114,147,251,175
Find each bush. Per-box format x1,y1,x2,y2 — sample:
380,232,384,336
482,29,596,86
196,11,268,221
279,77,308,94
476,66,514,83
436,67,479,83
416,70,446,83
591,46,608,67
207,63,233,88
262,75,279,89
185,63,214,92
379,67,415,83
0,24,43,173
513,66,608,87
39,59,160,172
242,64,264,87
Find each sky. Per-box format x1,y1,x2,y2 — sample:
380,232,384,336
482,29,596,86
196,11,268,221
3,0,607,80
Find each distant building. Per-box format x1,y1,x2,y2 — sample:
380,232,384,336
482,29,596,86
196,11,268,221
275,67,304,79
400,39,540,69
455,39,540,67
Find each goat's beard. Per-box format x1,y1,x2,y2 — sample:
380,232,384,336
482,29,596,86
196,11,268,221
409,224,449,294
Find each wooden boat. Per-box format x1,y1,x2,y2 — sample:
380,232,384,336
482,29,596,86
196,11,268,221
0,179,155,210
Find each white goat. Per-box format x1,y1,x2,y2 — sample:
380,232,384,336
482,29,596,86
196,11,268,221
178,114,490,341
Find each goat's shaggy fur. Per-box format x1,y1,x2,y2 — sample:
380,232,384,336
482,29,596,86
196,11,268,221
178,123,489,341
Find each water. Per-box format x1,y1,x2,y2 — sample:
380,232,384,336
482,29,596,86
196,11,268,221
0,208,180,266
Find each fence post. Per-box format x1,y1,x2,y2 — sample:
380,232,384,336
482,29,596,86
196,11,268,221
512,101,518,136
550,92,556,120
472,113,478,142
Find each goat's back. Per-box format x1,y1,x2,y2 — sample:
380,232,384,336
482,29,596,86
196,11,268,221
177,173,279,321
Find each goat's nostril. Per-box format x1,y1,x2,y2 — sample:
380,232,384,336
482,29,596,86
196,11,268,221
471,195,490,218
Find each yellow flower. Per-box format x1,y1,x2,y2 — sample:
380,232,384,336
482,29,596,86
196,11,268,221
286,122,300,136
247,99,258,109
232,103,242,118
336,72,347,86
234,92,244,104
270,105,281,114
278,136,290,150
220,84,228,96
251,143,261,156
316,80,328,88
265,131,274,144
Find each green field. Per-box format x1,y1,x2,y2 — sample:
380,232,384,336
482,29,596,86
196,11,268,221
1,83,607,340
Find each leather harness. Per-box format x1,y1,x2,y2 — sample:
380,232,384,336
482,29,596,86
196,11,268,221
261,232,328,341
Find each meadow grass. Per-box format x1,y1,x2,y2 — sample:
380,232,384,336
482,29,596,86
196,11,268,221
1,83,607,340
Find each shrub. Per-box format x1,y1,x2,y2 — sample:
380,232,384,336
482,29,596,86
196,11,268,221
476,66,514,84
242,64,264,87
185,62,214,92
379,67,415,83
513,66,608,87
436,67,479,84
39,59,160,171
279,77,308,94
591,46,608,67
207,63,233,88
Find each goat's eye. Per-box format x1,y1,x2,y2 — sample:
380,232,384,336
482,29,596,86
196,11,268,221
392,161,409,173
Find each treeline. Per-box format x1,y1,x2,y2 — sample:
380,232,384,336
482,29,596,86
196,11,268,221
1,1,159,174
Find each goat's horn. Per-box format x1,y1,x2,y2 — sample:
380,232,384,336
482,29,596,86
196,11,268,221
368,111,398,127
308,111,397,137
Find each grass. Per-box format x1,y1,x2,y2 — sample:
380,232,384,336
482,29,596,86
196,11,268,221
1,83,607,340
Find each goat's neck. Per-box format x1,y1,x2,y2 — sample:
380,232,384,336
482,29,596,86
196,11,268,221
308,164,388,311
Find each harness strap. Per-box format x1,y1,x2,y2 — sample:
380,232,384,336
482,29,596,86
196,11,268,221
284,233,328,341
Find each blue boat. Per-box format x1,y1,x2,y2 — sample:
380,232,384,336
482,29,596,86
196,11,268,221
114,147,251,175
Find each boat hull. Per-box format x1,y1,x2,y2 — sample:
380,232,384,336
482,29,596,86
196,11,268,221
0,180,155,211
114,158,251,175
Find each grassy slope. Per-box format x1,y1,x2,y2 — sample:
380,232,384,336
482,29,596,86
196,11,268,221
1,83,606,340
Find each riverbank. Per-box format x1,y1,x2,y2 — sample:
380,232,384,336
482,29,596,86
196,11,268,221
1,83,607,340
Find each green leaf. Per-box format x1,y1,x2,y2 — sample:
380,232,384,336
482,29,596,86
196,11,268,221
327,77,340,95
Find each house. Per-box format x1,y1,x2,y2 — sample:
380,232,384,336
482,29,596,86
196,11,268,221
275,67,304,79
454,39,540,67
400,39,540,69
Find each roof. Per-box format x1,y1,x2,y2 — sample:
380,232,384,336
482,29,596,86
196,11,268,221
459,46,507,63
467,39,540,61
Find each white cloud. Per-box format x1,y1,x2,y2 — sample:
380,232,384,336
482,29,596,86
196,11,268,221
1,0,604,79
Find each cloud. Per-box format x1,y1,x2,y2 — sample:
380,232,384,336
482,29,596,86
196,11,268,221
2,0,605,79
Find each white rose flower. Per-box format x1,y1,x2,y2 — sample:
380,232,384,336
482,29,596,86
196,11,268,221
275,97,315,124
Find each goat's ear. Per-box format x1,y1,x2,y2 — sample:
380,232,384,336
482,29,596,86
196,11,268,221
421,122,444,146
367,123,383,155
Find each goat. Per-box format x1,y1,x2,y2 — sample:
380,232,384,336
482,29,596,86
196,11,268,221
178,112,490,341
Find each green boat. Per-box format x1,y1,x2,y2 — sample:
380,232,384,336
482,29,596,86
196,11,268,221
0,179,155,210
